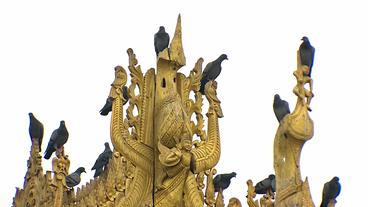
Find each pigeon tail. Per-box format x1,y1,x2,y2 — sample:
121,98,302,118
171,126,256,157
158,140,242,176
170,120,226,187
44,149,54,159
93,167,103,178
199,79,207,94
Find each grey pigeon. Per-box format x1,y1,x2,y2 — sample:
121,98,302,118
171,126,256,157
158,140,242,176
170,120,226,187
200,54,228,94
255,174,276,194
154,26,170,56
273,94,290,123
65,167,86,188
213,172,236,192
320,176,341,207
99,86,129,116
44,120,69,159
91,142,113,178
299,36,315,76
28,112,44,152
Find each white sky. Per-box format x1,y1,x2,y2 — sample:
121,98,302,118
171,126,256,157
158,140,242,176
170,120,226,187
1,1,367,206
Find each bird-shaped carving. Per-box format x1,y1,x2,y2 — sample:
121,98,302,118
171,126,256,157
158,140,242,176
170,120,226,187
299,36,315,76
65,167,86,188
91,142,113,178
273,94,290,123
99,86,129,116
213,172,236,192
154,26,170,56
44,120,69,159
28,112,44,152
200,54,228,94
320,176,341,207
255,174,276,194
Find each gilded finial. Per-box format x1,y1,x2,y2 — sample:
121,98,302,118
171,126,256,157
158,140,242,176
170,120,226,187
169,14,186,68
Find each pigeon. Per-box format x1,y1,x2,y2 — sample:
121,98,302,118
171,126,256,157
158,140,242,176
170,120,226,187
320,176,341,207
28,112,44,152
200,54,228,94
299,36,315,76
65,167,86,188
122,86,129,101
255,174,276,194
273,94,290,123
91,142,113,178
154,26,170,56
99,97,113,116
99,86,129,116
44,120,69,159
213,172,236,192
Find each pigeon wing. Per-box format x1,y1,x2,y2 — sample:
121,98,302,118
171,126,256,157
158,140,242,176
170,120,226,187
66,172,81,188
44,130,58,159
213,174,222,191
92,150,111,170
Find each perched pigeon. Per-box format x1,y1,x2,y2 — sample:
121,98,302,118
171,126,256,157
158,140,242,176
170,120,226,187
299,36,315,76
28,112,44,152
200,54,228,94
320,177,341,207
65,167,86,188
273,94,290,123
44,120,69,159
154,26,170,56
255,174,276,194
91,142,113,178
99,86,129,116
213,172,236,192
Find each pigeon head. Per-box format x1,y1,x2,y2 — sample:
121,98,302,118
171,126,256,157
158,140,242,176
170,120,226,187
230,172,237,178
76,167,86,174
219,54,228,61
159,26,165,32
301,36,310,43
332,176,339,182
274,94,280,100
268,174,275,180
58,120,68,136
29,112,34,118
104,142,111,150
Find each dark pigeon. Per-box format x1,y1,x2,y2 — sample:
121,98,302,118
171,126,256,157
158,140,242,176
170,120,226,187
154,26,170,56
65,167,86,188
44,120,69,159
255,174,276,194
213,172,236,192
99,86,129,116
273,94,290,123
299,36,315,76
200,54,228,94
91,142,113,178
28,113,44,152
320,176,341,207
